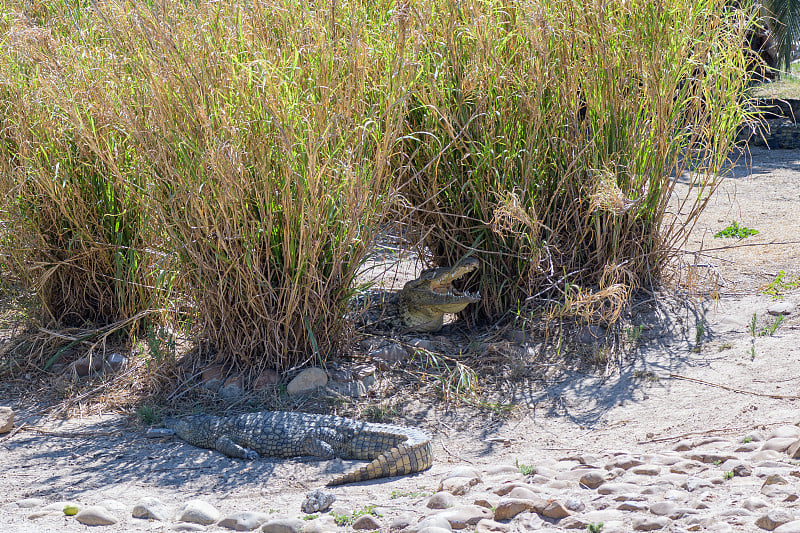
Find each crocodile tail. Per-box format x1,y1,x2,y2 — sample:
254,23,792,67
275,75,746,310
326,441,433,486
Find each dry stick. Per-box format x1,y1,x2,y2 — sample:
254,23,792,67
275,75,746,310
637,421,790,444
668,374,800,400
688,239,800,252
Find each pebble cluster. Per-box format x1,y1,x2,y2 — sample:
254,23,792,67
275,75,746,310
7,424,800,532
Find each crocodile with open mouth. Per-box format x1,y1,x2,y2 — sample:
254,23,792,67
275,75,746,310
361,257,481,333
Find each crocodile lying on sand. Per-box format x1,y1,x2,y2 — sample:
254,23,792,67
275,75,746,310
364,256,481,333
166,411,432,486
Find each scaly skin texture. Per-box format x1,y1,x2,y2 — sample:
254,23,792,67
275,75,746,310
396,257,481,332
166,411,432,486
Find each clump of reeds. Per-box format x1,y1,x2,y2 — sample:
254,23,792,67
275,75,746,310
0,9,166,329
396,0,757,324
91,0,407,371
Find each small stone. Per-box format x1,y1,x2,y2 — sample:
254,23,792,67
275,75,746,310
286,368,327,396
427,492,457,509
757,509,795,531
352,515,382,530
218,511,271,531
132,497,170,521
579,470,606,488
15,498,44,509
689,452,736,464
73,355,104,377
199,364,226,392
75,505,118,526
734,463,753,477
597,482,640,495
260,518,304,533
631,465,661,476
492,498,541,521
786,439,800,459
607,455,645,470
439,476,479,496
506,486,542,499
564,498,585,512
767,302,795,316
541,500,571,519
617,501,649,511
775,521,800,533
683,477,714,492
219,375,245,399
436,505,493,529
744,497,771,511
769,427,800,440
369,343,409,363
670,460,707,475
413,514,453,531
673,440,693,451
172,524,207,532
736,441,761,452
764,474,790,487
763,438,798,453
650,501,679,517
632,516,672,530
177,500,220,525
474,518,511,532
253,369,280,389
301,489,335,514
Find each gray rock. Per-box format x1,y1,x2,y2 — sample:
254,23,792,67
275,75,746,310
287,368,327,396
0,406,14,433
15,498,44,509
439,476,480,496
412,515,454,531
744,497,771,511
606,455,645,470
683,476,714,491
670,460,707,475
301,490,335,514
541,499,571,519
492,498,541,521
75,505,119,526
261,518,305,533
631,464,660,476
650,501,679,516
435,505,493,529
369,343,409,363
219,511,272,531
219,375,245,399
597,482,640,495
474,518,511,532
352,514,382,530
177,499,220,525
132,496,170,521
253,369,280,389
579,470,606,488
427,492,457,509
632,516,672,530
775,521,800,533
762,438,798,453
757,509,795,531
617,501,649,511
767,302,795,316
172,524,207,532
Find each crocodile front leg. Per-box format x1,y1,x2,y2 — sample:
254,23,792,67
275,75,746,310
215,436,259,460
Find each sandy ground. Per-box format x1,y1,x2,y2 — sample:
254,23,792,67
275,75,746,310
0,147,799,531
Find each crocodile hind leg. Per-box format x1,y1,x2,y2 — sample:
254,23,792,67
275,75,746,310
301,427,343,459
214,436,259,460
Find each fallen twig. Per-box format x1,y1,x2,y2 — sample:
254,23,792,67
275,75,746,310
668,374,800,400
637,421,790,444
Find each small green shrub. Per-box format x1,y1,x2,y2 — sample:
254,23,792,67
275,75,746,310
714,221,759,239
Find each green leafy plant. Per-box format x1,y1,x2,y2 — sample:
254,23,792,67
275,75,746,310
587,523,604,533
743,436,753,443
515,459,536,476
390,490,429,499
331,505,381,526
760,315,785,336
714,221,759,239
723,471,734,480
136,403,162,426
301,514,318,521
762,270,800,298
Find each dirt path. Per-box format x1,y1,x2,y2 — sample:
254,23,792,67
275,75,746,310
1,147,799,532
